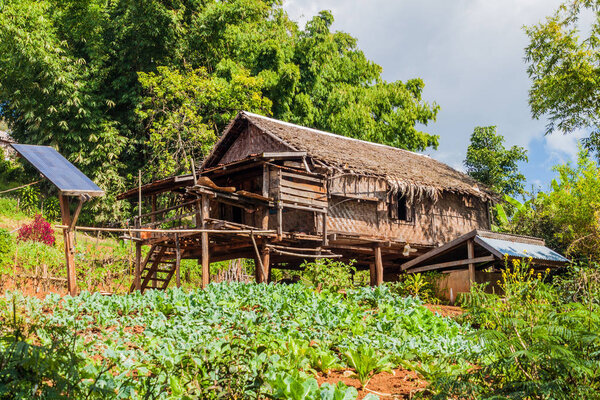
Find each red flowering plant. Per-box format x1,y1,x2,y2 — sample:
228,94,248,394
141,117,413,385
17,214,56,246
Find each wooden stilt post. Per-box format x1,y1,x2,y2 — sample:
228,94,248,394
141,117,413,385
322,211,328,246
175,234,181,288
59,194,77,296
201,194,210,288
374,244,384,286
260,245,270,283
467,239,475,284
134,242,142,291
369,263,376,287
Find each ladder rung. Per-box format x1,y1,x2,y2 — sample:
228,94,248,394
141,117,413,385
142,277,168,282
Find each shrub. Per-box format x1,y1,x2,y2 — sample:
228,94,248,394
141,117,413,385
42,197,61,221
389,272,443,304
17,214,55,246
431,258,600,399
301,259,360,292
554,261,600,304
18,185,40,214
0,229,13,268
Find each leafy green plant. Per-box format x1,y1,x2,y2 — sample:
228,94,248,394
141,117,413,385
17,185,39,214
0,229,13,267
301,259,360,292
0,300,114,399
343,345,393,389
389,272,443,304
307,346,341,376
42,196,60,221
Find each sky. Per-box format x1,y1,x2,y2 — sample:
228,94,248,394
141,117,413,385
283,0,581,192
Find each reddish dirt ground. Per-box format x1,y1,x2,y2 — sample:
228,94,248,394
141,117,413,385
317,369,427,399
424,304,463,318
0,276,66,299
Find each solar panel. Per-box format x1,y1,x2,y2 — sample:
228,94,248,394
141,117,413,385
11,144,104,196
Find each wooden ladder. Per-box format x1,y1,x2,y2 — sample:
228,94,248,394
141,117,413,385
130,245,179,293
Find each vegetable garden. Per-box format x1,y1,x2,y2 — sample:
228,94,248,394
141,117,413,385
1,258,600,399
1,283,474,399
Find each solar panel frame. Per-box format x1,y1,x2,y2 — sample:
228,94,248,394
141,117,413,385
11,144,104,196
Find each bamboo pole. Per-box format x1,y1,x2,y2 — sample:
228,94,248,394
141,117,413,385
54,225,274,234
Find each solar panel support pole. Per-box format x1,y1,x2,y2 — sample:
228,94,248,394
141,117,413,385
59,194,77,296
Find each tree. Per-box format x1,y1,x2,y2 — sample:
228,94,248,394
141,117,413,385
510,149,600,260
464,126,528,195
137,66,271,178
0,0,440,222
524,0,600,155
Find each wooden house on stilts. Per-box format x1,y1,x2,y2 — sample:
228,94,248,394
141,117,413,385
118,111,568,298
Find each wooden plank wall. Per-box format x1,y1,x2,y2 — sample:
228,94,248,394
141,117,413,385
220,124,290,165
325,175,490,245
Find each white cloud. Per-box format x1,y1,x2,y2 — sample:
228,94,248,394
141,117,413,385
283,0,565,177
544,129,588,162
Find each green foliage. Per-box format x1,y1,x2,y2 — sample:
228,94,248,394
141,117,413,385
0,157,25,189
389,272,443,304
137,66,271,177
0,0,439,224
301,259,362,292
431,258,600,399
1,283,474,399
42,197,60,222
343,345,393,389
525,1,600,155
0,301,112,399
509,149,600,260
0,229,13,267
464,126,528,195
555,261,600,304
17,185,39,214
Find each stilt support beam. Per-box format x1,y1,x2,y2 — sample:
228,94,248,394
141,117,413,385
201,194,210,288
373,244,384,286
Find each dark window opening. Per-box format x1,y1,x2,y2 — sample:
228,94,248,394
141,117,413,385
390,193,412,222
397,195,408,221
232,206,243,224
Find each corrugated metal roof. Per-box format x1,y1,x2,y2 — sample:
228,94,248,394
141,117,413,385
477,236,569,263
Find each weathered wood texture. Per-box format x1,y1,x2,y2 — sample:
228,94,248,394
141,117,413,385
59,194,77,296
325,189,489,246
220,124,288,165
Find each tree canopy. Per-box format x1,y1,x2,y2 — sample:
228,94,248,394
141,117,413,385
464,126,528,196
0,0,439,221
509,149,600,260
524,0,600,155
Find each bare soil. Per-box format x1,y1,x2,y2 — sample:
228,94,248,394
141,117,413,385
317,368,427,399
424,304,463,318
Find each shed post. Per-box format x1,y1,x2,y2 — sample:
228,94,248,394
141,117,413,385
467,239,475,283
59,194,77,296
201,194,210,288
374,244,384,285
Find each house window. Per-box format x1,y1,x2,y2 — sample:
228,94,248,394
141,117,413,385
390,193,412,222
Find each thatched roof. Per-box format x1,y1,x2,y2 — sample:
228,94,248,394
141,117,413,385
204,111,494,200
